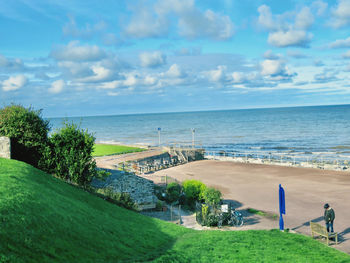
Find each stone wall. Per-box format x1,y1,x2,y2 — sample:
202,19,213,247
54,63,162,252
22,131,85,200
91,169,156,210
0,137,11,159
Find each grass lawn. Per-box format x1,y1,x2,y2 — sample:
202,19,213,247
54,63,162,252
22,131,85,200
92,143,145,157
1,157,350,262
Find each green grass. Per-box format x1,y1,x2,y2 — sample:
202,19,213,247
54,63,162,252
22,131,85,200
1,158,350,263
92,144,145,157
248,207,279,220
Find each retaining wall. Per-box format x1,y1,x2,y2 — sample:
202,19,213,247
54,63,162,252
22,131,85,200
0,137,11,159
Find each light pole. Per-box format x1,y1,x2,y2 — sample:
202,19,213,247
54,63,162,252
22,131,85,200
158,127,161,147
191,128,195,148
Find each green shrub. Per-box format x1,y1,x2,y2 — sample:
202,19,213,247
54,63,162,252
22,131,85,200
0,104,50,169
183,180,206,206
155,200,163,211
96,187,137,210
202,187,222,207
44,122,96,186
166,182,182,204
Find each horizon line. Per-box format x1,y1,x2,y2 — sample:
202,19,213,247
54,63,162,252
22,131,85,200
46,103,350,119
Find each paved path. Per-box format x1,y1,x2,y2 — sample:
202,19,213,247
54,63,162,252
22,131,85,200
95,149,163,169
151,160,350,253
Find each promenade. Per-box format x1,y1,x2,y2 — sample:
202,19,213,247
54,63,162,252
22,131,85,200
152,160,350,253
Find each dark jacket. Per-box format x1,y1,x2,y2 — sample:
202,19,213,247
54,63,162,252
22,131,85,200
324,208,335,222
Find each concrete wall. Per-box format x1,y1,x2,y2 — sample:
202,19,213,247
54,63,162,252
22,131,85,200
0,137,11,159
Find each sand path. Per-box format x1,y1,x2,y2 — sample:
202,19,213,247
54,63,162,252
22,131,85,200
150,160,350,253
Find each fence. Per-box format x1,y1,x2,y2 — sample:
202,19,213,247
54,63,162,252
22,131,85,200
204,150,350,171
138,173,180,185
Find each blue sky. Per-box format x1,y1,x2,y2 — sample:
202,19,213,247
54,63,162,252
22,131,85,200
1,0,350,117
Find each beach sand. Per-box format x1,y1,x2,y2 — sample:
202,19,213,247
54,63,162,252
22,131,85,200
150,160,350,253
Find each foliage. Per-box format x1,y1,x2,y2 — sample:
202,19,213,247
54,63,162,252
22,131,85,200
182,180,206,206
201,204,209,225
43,122,96,186
96,187,137,210
95,169,112,181
92,144,145,157
166,182,182,204
202,187,222,207
0,104,50,169
1,158,350,263
155,200,163,211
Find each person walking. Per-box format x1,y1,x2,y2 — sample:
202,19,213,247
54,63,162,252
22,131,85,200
324,203,335,233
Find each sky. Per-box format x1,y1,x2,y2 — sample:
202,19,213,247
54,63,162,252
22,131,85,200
1,0,350,117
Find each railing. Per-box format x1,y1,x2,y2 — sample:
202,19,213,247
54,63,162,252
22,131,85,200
204,150,350,171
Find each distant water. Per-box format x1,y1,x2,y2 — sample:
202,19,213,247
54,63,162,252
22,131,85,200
48,105,350,163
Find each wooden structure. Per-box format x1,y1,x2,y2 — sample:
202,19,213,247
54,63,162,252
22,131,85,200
310,221,338,245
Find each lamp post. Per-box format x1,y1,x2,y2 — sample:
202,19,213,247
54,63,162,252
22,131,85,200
158,127,161,147
191,128,195,148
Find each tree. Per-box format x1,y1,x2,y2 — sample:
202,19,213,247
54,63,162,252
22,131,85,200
166,182,182,204
44,122,96,186
202,187,222,207
0,104,50,169
182,180,206,206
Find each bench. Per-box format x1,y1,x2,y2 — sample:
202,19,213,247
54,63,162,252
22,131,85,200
310,221,338,245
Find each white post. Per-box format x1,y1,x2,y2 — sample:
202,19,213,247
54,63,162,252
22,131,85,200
191,128,195,149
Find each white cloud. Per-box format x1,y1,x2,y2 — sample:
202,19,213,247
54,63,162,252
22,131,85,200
268,30,312,48
0,54,23,70
177,9,234,40
295,7,314,29
257,5,314,48
2,75,27,91
75,65,113,83
342,50,350,58
206,65,227,82
49,79,65,94
125,0,235,40
63,16,106,38
257,5,276,31
260,59,295,80
124,4,169,38
165,64,184,78
330,0,350,28
311,1,328,16
263,50,281,60
51,41,106,62
232,72,245,83
329,37,350,48
139,51,166,67
261,60,284,76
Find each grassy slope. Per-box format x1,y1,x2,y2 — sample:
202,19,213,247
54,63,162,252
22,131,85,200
0,158,349,263
92,144,145,157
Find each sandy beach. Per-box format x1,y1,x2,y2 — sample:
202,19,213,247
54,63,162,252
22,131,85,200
149,160,350,253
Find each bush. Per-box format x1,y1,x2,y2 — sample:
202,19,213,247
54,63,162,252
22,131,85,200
44,122,96,186
183,180,206,206
202,187,222,207
166,182,182,204
0,104,50,169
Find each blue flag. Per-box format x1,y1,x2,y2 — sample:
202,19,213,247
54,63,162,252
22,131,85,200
279,184,285,230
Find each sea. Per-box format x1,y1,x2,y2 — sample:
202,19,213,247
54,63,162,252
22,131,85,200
48,104,350,164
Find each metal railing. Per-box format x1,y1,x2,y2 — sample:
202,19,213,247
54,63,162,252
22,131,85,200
204,150,350,171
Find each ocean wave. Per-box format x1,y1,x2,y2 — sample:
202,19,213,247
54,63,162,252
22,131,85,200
96,140,122,145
